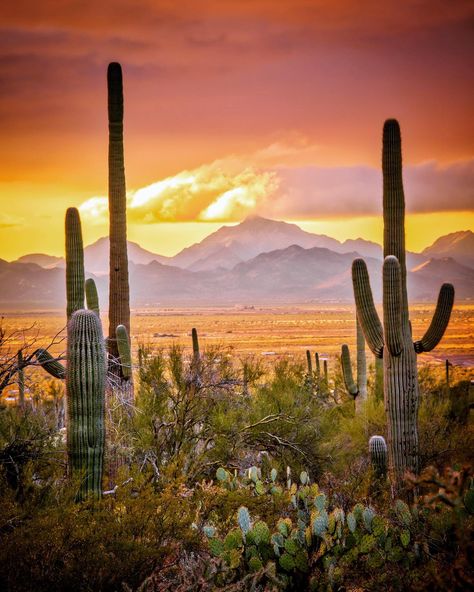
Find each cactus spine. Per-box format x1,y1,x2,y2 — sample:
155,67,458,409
85,278,100,317
107,62,131,378
67,309,106,499
352,120,454,494
369,435,387,479
65,207,85,319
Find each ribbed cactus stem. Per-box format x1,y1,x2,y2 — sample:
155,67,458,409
306,350,313,375
369,435,387,478
107,62,130,377
414,283,454,353
65,208,85,320
85,278,100,317
34,348,66,379
116,324,132,379
67,309,106,500
341,344,358,398
356,316,367,401
323,359,328,385
17,350,25,408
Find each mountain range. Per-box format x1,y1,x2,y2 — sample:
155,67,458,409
1,217,473,308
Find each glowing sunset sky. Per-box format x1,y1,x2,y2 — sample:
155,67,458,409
0,0,473,260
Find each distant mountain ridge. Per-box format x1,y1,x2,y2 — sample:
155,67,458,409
3,217,472,308
422,230,474,269
11,215,451,274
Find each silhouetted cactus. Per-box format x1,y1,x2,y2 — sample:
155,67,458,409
369,435,387,478
116,324,132,379
107,62,131,379
352,120,454,494
192,327,200,362
85,278,100,317
67,309,106,500
65,207,84,319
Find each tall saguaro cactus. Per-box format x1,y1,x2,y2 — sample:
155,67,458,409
67,309,106,499
65,207,85,319
352,119,454,495
107,62,130,377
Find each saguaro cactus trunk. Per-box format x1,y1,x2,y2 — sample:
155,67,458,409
67,309,106,500
65,208,85,320
107,62,131,379
352,120,454,496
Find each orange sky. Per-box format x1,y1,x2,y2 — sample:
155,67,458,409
0,1,473,260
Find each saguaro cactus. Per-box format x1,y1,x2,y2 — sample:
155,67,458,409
341,318,367,411
107,62,131,377
116,324,132,379
67,309,106,499
192,328,200,362
369,435,387,478
65,207,85,320
352,119,454,494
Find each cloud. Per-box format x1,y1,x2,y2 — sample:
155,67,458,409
79,161,279,223
261,160,474,218
79,143,473,223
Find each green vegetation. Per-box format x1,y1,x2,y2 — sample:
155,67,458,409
0,342,472,591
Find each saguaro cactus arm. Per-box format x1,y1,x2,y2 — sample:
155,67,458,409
34,348,66,380
65,208,85,319
341,344,358,397
383,256,403,357
306,349,313,374
85,278,100,317
116,324,132,379
414,283,454,353
352,259,384,358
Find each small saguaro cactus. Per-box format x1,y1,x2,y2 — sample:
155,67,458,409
192,327,200,362
67,309,106,500
85,278,100,317
306,349,313,391
369,435,387,478
65,207,85,320
352,119,454,495
314,352,321,380
341,318,367,412
107,62,131,379
116,324,132,379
